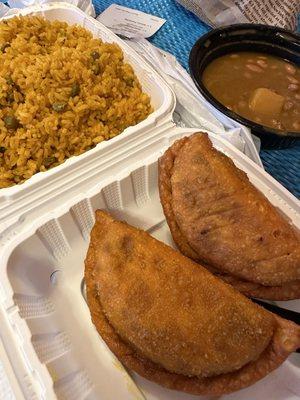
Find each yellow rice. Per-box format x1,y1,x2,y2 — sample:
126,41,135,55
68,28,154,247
0,16,152,188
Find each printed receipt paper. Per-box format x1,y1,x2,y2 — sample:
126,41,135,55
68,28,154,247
97,4,166,38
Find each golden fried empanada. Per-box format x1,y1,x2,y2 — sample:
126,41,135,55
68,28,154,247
159,133,300,300
85,210,300,396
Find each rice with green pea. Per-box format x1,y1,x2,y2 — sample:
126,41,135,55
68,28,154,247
0,16,152,188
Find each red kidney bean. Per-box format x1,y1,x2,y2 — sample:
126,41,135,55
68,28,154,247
284,63,296,75
288,84,299,92
256,59,267,68
283,101,294,111
271,119,282,129
246,64,263,72
292,121,300,131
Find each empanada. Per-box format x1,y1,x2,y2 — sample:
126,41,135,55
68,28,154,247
85,210,300,396
159,133,300,300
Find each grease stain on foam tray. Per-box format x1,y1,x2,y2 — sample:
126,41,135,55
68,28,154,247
112,359,145,400
47,365,59,384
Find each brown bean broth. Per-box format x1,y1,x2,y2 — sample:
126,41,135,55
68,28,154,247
202,52,300,132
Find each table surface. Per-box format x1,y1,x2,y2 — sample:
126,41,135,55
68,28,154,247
94,0,300,198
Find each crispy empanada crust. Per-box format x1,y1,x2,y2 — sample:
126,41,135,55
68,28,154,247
85,211,300,396
158,133,300,300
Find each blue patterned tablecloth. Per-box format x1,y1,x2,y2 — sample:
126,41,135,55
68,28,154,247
94,0,300,198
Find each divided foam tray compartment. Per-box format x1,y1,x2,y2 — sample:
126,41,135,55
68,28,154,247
0,2,175,210
0,128,299,399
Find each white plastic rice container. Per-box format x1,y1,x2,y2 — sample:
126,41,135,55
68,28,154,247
0,2,175,228
0,3,299,400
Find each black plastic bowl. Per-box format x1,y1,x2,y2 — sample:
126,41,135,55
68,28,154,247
189,24,300,148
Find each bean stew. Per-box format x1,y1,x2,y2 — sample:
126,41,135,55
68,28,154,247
202,52,300,133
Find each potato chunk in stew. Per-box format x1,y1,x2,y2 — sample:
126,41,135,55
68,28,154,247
249,88,284,118
202,52,300,133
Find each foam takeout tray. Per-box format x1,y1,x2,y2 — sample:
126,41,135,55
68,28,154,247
1,124,300,399
0,3,299,400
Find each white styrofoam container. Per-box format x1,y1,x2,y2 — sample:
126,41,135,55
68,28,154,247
0,126,299,400
0,2,175,220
